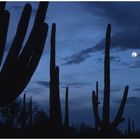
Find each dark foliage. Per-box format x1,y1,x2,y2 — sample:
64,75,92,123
0,94,38,128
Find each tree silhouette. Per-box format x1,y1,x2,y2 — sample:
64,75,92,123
0,2,48,105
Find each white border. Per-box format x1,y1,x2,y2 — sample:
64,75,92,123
3,0,140,2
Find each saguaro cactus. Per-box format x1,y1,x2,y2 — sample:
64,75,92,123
21,94,27,128
50,23,62,126
64,87,69,128
128,118,132,136
29,96,32,127
93,81,99,130
0,2,48,105
92,24,129,131
0,2,9,66
127,118,135,136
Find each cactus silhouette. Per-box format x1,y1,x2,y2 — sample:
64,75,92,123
128,118,132,136
92,81,99,130
92,24,129,131
0,2,9,66
0,2,48,105
20,94,27,128
64,87,69,128
29,96,32,127
50,23,62,126
127,118,135,136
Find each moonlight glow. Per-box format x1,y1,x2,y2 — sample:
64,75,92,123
132,51,138,57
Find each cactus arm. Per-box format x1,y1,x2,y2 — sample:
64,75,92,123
19,2,48,64
0,3,9,66
92,91,102,128
0,2,6,10
34,2,48,26
111,86,129,128
25,23,48,83
3,4,31,67
64,87,69,127
27,22,48,69
103,24,111,126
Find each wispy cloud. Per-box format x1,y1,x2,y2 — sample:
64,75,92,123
96,55,120,64
35,80,91,89
35,81,50,88
115,96,140,105
133,88,140,92
63,28,140,65
61,81,91,88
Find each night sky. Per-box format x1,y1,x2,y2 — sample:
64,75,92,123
4,2,140,130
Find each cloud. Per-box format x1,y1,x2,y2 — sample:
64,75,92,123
98,86,121,96
61,81,91,88
115,96,140,105
84,2,140,28
63,28,140,65
133,88,140,92
129,61,140,69
62,53,91,65
35,81,50,88
96,55,120,64
127,97,140,105
62,45,99,65
35,80,90,89
60,2,140,66
120,60,140,69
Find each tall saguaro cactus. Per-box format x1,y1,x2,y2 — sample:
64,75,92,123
92,24,129,131
103,24,111,128
0,2,9,66
50,23,62,126
64,87,69,128
0,2,48,105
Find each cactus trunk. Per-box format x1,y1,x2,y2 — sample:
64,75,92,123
29,96,32,127
50,23,62,126
95,81,98,130
103,24,111,129
64,87,69,128
22,94,26,128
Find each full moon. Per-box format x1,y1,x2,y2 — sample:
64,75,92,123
132,51,138,57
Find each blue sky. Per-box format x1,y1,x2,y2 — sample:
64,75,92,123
4,2,140,130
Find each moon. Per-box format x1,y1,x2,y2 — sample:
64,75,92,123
132,51,138,58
